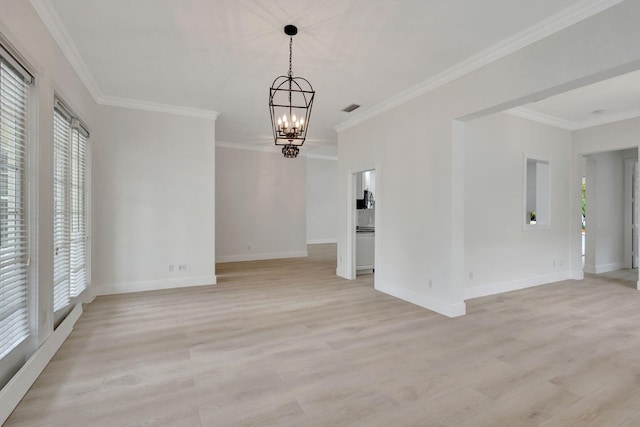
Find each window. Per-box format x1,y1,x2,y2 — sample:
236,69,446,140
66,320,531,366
53,102,89,312
0,45,33,358
525,157,550,228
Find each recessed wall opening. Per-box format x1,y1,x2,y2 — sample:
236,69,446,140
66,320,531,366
525,158,550,227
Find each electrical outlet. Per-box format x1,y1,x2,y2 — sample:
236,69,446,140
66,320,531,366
247,245,252,251
169,264,174,272
428,279,433,288
469,272,474,280
179,264,187,271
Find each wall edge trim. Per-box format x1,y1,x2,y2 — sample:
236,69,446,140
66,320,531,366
375,280,466,318
96,275,218,296
463,271,572,300
216,251,308,263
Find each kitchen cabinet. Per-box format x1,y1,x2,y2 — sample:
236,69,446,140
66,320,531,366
356,231,375,273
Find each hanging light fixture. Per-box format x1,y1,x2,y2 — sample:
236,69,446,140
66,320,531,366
269,25,315,158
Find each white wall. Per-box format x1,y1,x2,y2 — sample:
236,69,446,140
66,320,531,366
0,0,98,416
307,157,338,244
464,113,572,298
337,1,640,317
216,146,307,262
93,106,217,294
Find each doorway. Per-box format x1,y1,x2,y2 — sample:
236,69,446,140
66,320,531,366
583,149,639,287
346,168,378,280
354,170,375,276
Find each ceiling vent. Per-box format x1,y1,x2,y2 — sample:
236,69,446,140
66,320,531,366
341,104,360,113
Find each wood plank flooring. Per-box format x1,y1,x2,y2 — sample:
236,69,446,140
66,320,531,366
6,244,640,426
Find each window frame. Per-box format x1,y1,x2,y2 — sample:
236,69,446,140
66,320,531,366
52,97,90,316
0,41,35,362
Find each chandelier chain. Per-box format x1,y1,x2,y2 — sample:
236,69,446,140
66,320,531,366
288,37,293,78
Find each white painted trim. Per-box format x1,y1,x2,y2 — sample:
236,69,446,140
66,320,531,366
307,238,337,244
216,141,280,154
335,0,624,133
505,107,576,130
306,153,338,161
99,96,219,120
583,262,622,274
29,0,101,100
375,280,466,318
571,270,585,280
96,275,218,296
216,141,338,160
216,251,308,263
0,304,83,425
505,107,640,131
463,271,572,300
577,109,640,130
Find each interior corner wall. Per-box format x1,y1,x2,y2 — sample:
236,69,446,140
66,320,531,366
92,106,216,294
306,157,338,244
215,146,307,262
463,113,572,299
337,1,640,318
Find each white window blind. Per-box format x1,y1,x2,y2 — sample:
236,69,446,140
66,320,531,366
0,52,31,358
69,128,87,297
53,109,70,311
53,104,88,311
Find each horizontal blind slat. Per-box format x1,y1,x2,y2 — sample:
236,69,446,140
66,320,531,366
0,56,30,357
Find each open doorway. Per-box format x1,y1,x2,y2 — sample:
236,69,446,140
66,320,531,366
354,170,375,276
583,148,639,287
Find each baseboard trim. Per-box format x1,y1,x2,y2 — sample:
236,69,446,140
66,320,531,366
571,270,584,280
96,275,218,296
583,262,622,275
464,271,572,300
307,239,337,244
216,251,308,263
375,280,466,318
0,304,83,425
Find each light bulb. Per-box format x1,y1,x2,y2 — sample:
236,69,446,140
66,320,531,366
292,114,297,123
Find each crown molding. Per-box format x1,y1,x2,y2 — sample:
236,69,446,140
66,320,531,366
335,0,625,133
306,153,338,161
505,106,640,131
216,141,338,160
30,0,101,101
574,108,640,130
504,107,576,130
216,141,280,153
99,96,219,120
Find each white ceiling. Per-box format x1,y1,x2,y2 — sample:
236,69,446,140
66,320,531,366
33,0,625,153
511,69,640,130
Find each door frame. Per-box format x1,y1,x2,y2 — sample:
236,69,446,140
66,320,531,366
346,164,380,281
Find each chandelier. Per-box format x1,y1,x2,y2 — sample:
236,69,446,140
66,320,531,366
269,25,315,158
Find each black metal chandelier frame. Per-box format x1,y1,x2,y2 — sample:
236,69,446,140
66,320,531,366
269,25,315,158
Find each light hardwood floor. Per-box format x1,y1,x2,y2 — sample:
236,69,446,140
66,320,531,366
6,244,640,426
